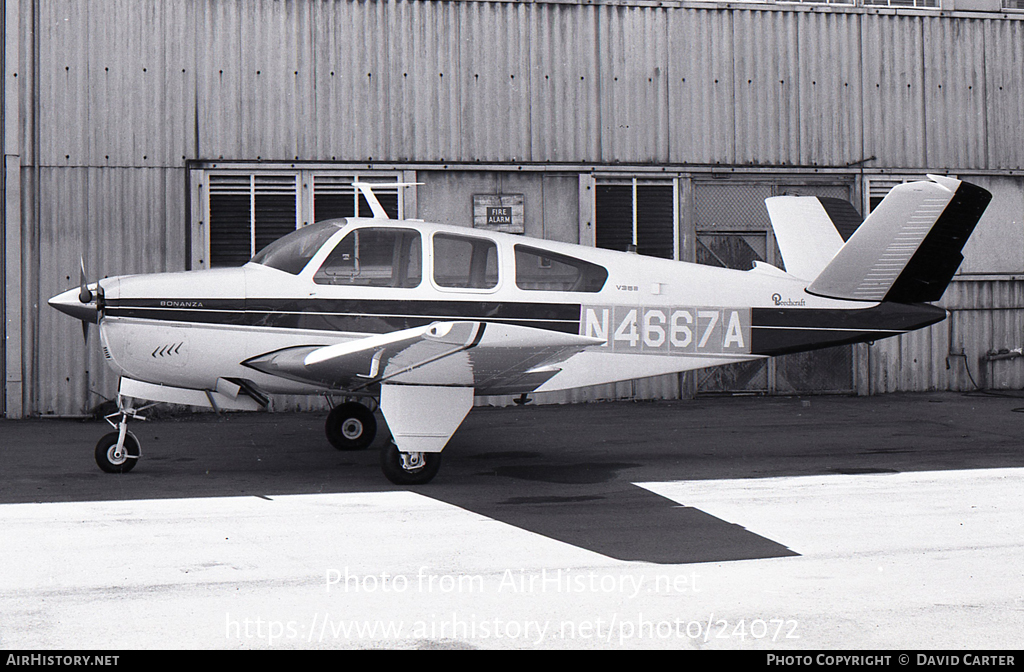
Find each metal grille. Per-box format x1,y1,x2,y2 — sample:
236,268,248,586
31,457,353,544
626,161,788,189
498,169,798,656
774,346,855,394
694,183,773,232
636,185,675,260
204,171,404,268
866,175,948,213
698,360,769,395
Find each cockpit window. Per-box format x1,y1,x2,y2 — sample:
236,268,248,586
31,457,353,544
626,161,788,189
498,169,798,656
250,220,344,275
514,245,608,292
314,227,422,287
432,233,499,289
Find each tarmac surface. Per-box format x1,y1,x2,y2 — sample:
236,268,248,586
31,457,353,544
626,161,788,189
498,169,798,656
1,391,1022,649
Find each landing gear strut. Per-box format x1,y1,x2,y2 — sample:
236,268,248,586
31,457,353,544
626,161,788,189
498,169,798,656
94,396,151,473
379,442,442,485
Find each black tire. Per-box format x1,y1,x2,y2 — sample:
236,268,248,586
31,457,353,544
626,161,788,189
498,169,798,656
380,443,442,485
95,431,141,474
325,402,377,451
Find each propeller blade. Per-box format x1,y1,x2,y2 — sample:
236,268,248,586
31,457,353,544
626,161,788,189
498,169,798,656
78,257,93,304
81,319,90,343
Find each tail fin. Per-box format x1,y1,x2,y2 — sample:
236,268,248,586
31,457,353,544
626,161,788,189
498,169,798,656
806,176,991,303
765,196,862,280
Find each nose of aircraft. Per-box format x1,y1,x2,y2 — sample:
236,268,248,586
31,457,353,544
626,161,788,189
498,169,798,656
48,286,100,323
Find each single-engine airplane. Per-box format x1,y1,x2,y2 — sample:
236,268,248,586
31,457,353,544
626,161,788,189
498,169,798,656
50,176,991,484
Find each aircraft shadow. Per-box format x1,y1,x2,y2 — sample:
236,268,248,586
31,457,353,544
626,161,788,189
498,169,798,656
5,393,1023,566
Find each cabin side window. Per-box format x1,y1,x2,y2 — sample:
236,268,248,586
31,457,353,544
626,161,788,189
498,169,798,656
314,227,422,288
432,234,499,289
514,245,608,292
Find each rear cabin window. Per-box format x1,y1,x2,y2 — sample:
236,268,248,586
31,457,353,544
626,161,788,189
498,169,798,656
432,233,499,289
514,245,608,292
313,227,422,287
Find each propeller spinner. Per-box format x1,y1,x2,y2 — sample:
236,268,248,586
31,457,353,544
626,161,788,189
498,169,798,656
49,257,102,332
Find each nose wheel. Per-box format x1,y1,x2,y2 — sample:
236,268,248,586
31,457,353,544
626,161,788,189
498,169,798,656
95,431,141,473
94,395,152,473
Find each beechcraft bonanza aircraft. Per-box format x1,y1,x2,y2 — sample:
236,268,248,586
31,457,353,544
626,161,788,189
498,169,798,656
50,176,991,484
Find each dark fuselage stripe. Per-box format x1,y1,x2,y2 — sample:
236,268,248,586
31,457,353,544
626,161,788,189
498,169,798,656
750,303,946,356
103,299,583,335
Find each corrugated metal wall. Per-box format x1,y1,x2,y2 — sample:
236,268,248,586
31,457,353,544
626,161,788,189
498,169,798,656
12,0,1024,414
25,0,1024,169
867,280,1024,394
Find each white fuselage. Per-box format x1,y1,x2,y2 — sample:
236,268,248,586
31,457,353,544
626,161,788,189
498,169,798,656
93,218,882,398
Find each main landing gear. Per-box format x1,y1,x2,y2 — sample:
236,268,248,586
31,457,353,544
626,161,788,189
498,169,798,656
379,443,442,486
323,397,439,485
324,399,378,451
94,396,153,473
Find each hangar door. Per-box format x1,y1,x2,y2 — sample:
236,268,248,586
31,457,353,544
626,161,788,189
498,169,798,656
693,180,857,396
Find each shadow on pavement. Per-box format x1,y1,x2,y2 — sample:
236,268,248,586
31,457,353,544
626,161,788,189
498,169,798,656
2,392,1022,564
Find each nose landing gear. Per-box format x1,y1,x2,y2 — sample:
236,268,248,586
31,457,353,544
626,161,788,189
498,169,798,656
94,396,154,473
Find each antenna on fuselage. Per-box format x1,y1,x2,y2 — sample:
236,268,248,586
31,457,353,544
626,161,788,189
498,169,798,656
351,180,423,220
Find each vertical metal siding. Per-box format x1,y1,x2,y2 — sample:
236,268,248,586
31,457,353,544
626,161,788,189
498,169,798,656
528,3,601,163
923,17,988,170
796,11,864,167
861,14,928,169
868,280,1024,394
381,0,462,162
33,167,185,415
668,8,736,164
597,4,670,164
459,1,533,162
27,1,1024,168
983,19,1024,170
731,9,800,166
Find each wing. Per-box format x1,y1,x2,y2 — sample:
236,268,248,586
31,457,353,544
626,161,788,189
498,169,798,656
242,321,604,394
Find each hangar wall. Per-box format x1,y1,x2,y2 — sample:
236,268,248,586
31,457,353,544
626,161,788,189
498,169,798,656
4,0,1024,416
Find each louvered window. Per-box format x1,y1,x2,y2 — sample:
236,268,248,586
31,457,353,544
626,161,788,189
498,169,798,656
313,176,401,221
595,179,678,260
208,174,299,267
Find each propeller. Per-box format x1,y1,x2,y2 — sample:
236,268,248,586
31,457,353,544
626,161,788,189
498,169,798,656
77,256,101,342
78,257,93,304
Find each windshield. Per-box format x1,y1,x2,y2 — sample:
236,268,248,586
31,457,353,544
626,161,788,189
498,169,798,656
249,220,345,274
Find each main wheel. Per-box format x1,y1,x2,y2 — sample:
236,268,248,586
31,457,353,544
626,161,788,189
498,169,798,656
380,443,442,485
95,431,141,473
325,402,377,451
